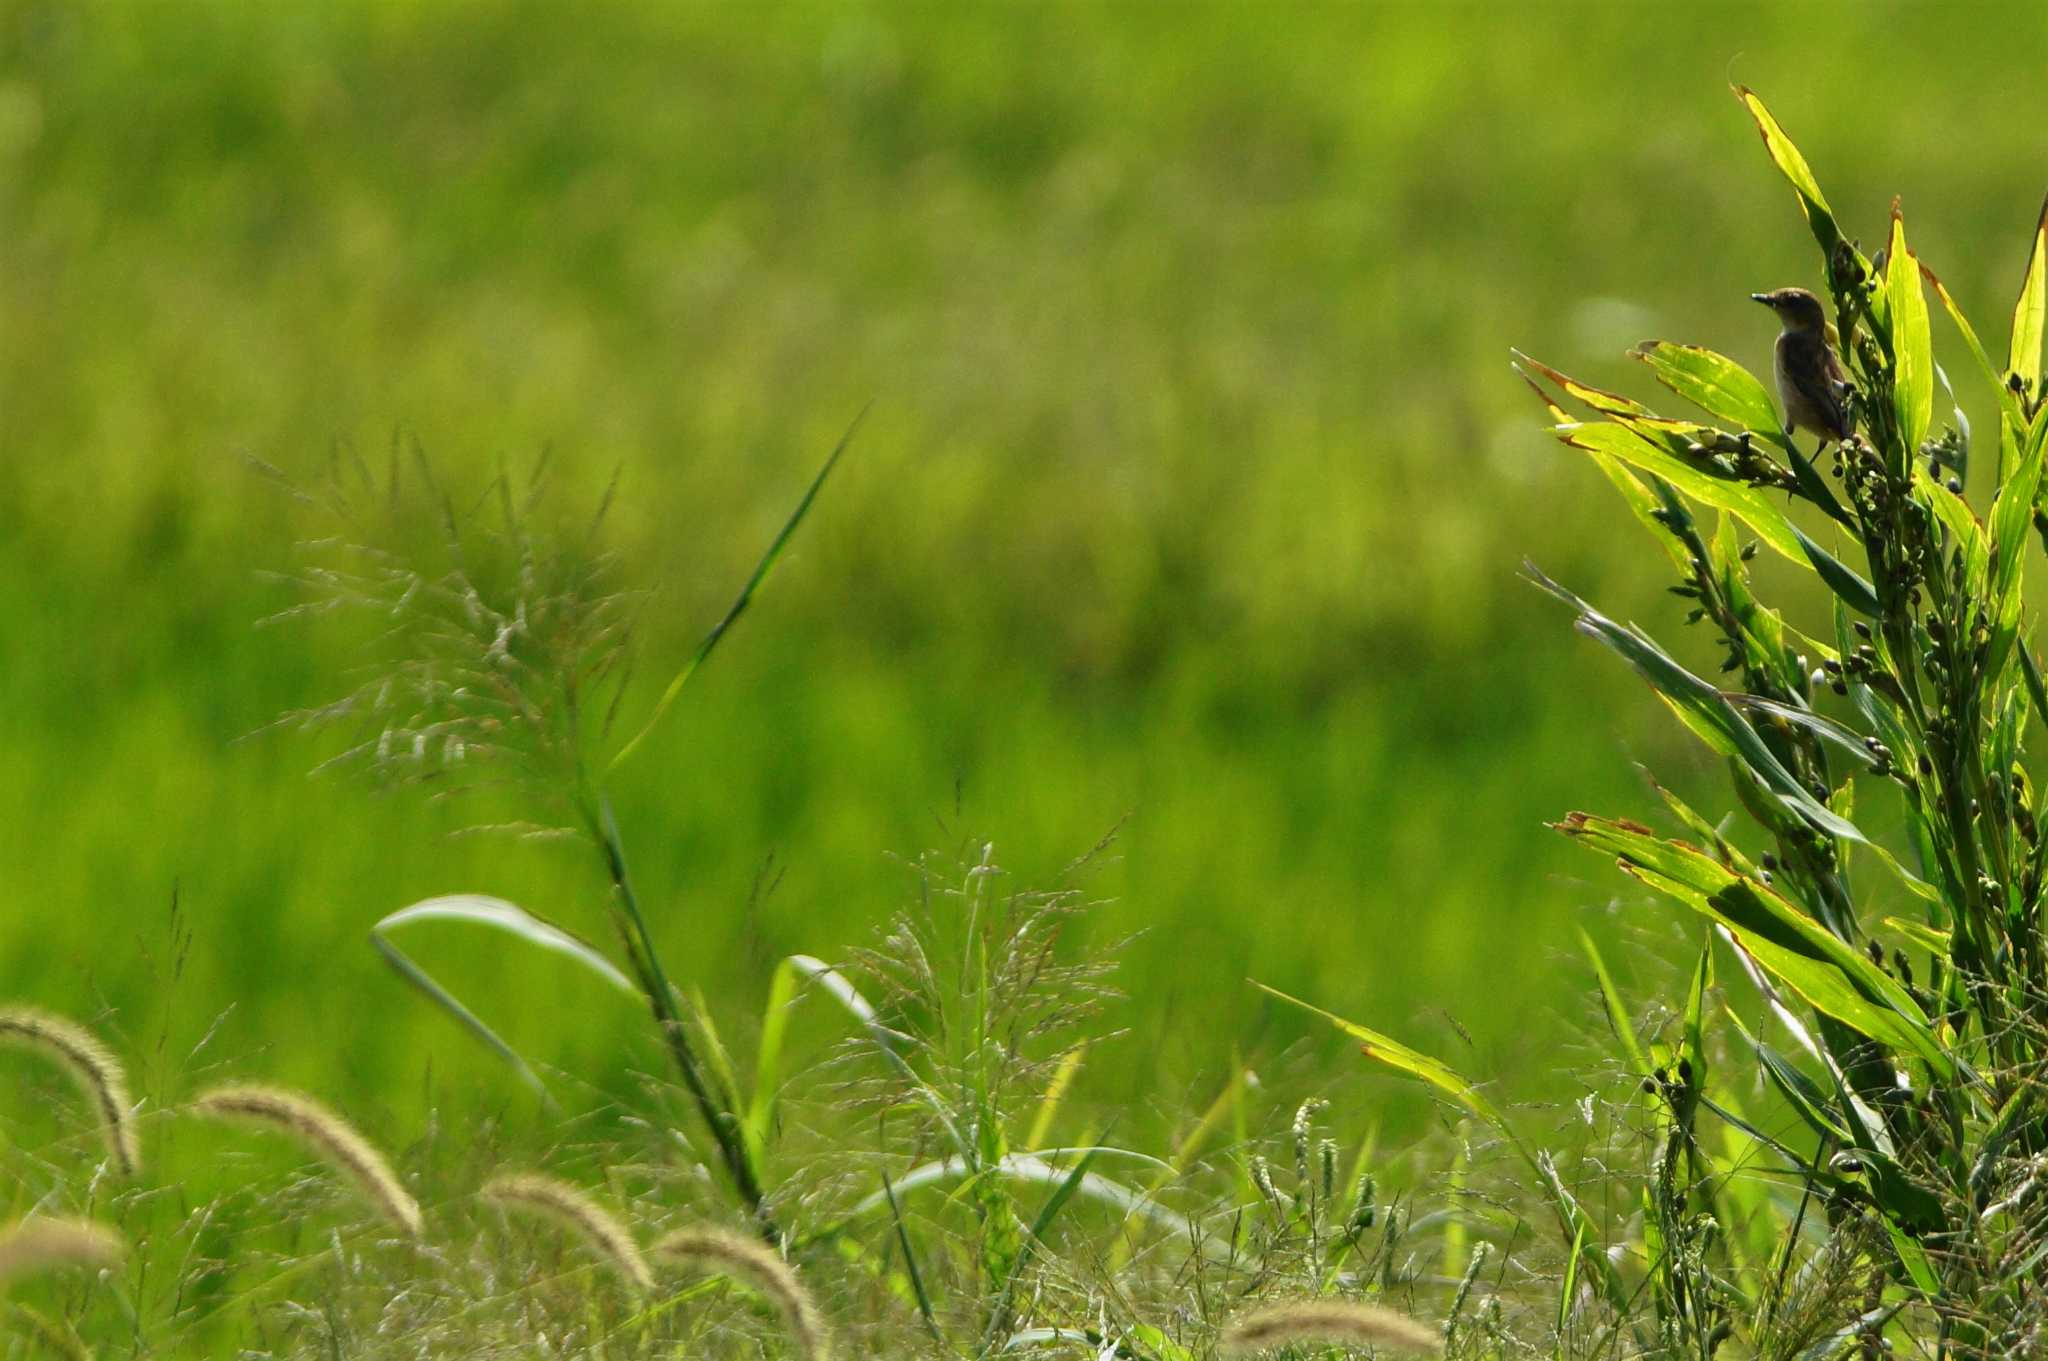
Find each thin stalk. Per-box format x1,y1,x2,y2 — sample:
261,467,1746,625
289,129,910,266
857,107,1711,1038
587,793,777,1242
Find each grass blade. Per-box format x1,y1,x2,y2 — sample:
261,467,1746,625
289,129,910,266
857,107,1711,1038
608,406,867,773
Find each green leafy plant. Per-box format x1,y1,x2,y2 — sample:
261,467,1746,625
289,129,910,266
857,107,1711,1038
269,416,860,1242
1281,89,2048,1357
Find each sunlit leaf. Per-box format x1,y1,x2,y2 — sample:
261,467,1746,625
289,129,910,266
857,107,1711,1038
1734,87,1866,283
1557,816,1954,1077
369,894,636,1098
1631,341,1789,447
1889,209,1934,457
1529,567,1871,841
2011,192,2048,391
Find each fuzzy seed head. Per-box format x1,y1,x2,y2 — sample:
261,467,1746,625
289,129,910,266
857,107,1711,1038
189,1083,421,1236
482,1172,652,1292
0,1007,140,1175
0,1217,125,1285
1221,1300,1441,1355
652,1226,828,1361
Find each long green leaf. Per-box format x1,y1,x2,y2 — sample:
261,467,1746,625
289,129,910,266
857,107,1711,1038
1548,418,1804,563
1558,816,1953,1077
1924,261,2032,440
1987,411,2048,679
1889,210,1934,457
1529,567,1869,842
2011,192,2048,391
1734,87,1861,281
607,407,867,773
1579,929,1649,1079
1631,341,1789,447
369,894,636,1098
1256,980,1630,1310
1252,983,1512,1138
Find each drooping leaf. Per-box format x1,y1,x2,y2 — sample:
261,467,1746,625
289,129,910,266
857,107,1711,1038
1547,418,1804,561
1556,816,1954,1077
369,894,637,1099
1512,349,1652,418
1529,567,1870,842
1791,525,1882,617
1631,341,1789,447
1257,981,1631,1310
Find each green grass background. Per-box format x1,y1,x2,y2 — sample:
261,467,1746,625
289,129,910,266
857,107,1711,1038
3,1,2042,1146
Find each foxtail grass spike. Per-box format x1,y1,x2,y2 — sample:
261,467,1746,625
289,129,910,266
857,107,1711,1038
482,1172,652,1292
0,1007,139,1175
0,1218,124,1285
189,1083,422,1236
1221,1300,1442,1355
652,1226,829,1360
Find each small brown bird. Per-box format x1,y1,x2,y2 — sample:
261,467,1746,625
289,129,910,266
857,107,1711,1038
1752,287,1853,450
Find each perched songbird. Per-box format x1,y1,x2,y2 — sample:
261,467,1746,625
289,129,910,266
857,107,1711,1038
1752,287,1853,450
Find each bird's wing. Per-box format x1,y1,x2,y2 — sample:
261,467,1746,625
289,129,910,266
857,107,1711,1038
1790,336,1854,440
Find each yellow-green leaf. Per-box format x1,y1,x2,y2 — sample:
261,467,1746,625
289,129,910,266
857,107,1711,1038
1734,87,1846,267
1889,210,1933,456
1631,341,1790,448
2011,192,2048,391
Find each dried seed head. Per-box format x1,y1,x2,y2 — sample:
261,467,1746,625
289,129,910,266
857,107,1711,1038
1221,1300,1441,1355
0,1217,124,1284
651,1227,828,1360
189,1083,421,1236
482,1172,652,1292
0,1007,140,1175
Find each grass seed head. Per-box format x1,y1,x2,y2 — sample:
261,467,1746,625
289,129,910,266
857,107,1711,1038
0,1217,125,1285
1221,1300,1442,1355
189,1083,422,1236
481,1172,652,1292
0,1007,139,1175
651,1226,828,1361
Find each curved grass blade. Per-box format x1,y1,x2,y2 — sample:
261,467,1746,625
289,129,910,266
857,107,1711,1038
370,894,635,1098
745,952,908,1168
851,1150,1189,1240
608,405,867,774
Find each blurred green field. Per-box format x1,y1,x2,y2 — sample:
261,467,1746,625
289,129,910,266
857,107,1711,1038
3,1,2044,1146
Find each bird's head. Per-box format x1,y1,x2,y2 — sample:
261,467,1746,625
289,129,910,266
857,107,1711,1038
1751,287,1829,331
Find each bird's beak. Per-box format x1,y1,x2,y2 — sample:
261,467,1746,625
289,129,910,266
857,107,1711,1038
1750,292,1774,306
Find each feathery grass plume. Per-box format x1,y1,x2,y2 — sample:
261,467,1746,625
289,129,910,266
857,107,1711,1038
651,1226,829,1360
481,1172,652,1292
1221,1300,1442,1355
6,1303,94,1360
0,1007,139,1175
188,1083,422,1236
0,1218,124,1286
